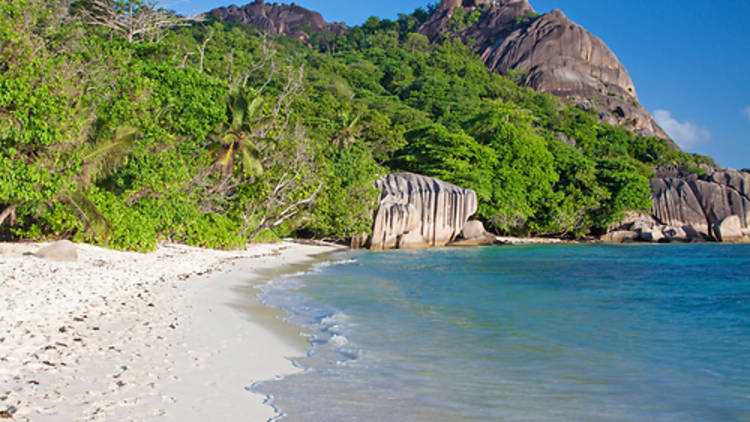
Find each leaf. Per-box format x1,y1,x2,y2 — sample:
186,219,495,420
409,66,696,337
246,96,263,119
80,125,138,184
229,91,247,129
215,143,235,177
66,190,112,239
240,145,263,176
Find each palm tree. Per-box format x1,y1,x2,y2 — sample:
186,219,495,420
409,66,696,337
64,125,139,239
208,89,266,179
331,111,362,148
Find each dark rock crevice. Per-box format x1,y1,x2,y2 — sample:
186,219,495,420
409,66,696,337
684,178,715,240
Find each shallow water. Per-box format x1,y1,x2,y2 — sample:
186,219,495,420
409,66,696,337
255,244,750,421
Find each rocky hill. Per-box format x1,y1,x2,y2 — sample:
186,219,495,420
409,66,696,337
207,0,346,43
419,0,670,141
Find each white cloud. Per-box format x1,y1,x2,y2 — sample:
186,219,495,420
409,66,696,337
653,109,711,150
744,105,750,121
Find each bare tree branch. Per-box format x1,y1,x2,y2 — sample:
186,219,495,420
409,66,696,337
75,0,188,44
197,29,212,73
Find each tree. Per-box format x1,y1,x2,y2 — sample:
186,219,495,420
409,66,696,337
208,90,265,181
197,60,321,243
74,0,187,43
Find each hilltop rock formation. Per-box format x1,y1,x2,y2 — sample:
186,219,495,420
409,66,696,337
370,173,478,250
208,0,346,43
419,0,670,141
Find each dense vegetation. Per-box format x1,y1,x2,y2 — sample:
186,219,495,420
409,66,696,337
0,0,714,250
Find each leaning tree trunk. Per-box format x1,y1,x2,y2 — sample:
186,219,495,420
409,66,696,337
0,204,18,226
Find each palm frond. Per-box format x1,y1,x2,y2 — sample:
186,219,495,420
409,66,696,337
240,145,263,177
214,143,236,178
66,190,112,239
246,96,264,119
81,125,138,183
229,91,247,129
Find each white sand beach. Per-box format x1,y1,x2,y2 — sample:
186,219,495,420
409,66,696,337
0,241,342,421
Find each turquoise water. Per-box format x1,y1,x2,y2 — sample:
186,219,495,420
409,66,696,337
255,244,750,421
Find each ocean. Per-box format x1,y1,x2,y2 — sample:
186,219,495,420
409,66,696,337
254,244,750,421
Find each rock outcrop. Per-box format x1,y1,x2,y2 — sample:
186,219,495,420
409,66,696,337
715,215,744,242
208,0,346,43
370,173,478,250
601,230,639,243
449,220,496,246
419,0,670,141
649,166,750,242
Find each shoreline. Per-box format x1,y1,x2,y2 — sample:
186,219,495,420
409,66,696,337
0,240,343,421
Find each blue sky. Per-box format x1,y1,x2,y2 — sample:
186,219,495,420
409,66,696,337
169,0,750,169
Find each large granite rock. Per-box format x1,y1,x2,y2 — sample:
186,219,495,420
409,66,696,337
370,173,478,250
600,230,639,243
208,0,346,43
450,220,496,246
461,220,488,240
605,209,704,243
650,166,750,241
715,215,743,242
419,0,670,141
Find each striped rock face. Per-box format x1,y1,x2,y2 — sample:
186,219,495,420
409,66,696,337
370,173,478,250
650,166,750,241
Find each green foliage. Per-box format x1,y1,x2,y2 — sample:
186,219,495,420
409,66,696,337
83,187,157,251
448,7,485,33
0,2,721,248
303,144,384,239
515,12,540,24
178,212,246,249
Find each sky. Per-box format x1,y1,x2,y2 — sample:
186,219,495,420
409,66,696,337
168,0,750,169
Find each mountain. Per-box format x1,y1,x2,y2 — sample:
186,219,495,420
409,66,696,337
419,0,670,141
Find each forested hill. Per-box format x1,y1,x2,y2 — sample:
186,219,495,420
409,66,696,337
0,0,713,251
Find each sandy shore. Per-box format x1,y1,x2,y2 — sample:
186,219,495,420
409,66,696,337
495,236,567,245
0,241,342,421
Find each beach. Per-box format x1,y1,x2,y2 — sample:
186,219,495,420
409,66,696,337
0,240,341,421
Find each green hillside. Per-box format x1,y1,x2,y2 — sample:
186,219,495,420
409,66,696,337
0,1,714,250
